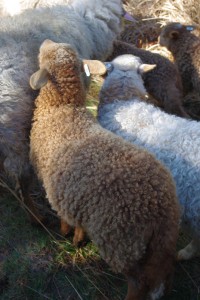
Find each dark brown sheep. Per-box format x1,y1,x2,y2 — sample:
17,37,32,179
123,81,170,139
159,22,200,119
159,22,200,95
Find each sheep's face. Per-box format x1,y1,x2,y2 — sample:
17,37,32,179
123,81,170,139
101,54,156,101
159,22,196,50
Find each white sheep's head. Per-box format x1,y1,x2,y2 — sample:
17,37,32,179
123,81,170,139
159,22,197,50
30,39,107,93
100,54,156,103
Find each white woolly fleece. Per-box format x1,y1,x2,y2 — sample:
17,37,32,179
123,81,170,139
98,96,200,241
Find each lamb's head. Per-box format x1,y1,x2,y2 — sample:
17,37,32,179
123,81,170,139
30,39,106,106
99,54,156,105
159,22,197,51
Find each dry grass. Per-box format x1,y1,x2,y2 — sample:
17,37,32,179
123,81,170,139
123,0,200,26
121,0,200,118
121,0,200,58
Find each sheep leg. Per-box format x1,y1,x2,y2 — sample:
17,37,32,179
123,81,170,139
125,276,147,300
19,185,43,224
73,226,86,247
60,219,72,236
177,239,200,260
19,174,44,224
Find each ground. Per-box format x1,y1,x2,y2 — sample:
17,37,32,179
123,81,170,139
0,190,200,300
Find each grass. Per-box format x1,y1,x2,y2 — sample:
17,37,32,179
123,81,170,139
0,191,128,300
86,78,103,116
0,189,200,300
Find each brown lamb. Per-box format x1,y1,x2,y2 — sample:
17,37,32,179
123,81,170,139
108,40,189,118
29,39,180,300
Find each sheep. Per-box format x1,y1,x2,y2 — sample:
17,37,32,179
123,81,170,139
29,39,180,300
183,91,200,119
0,0,71,16
108,40,189,118
159,22,200,118
97,53,200,261
0,0,123,222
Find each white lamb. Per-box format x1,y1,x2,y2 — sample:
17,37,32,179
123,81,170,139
97,54,200,261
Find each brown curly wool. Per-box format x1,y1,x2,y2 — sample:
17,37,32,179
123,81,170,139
108,40,189,118
30,40,180,300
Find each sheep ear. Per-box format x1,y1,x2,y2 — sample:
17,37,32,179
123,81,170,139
82,59,107,75
138,64,156,74
30,68,49,90
169,30,179,39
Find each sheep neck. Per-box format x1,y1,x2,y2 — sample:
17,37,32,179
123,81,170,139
99,74,147,106
169,34,200,56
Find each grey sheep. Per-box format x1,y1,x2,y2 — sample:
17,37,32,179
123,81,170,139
98,53,200,261
29,39,180,300
108,40,189,118
0,0,123,222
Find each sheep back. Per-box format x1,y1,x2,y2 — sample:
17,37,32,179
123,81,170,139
98,94,200,241
30,104,179,274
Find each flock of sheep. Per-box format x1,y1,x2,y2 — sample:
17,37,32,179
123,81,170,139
0,0,200,299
